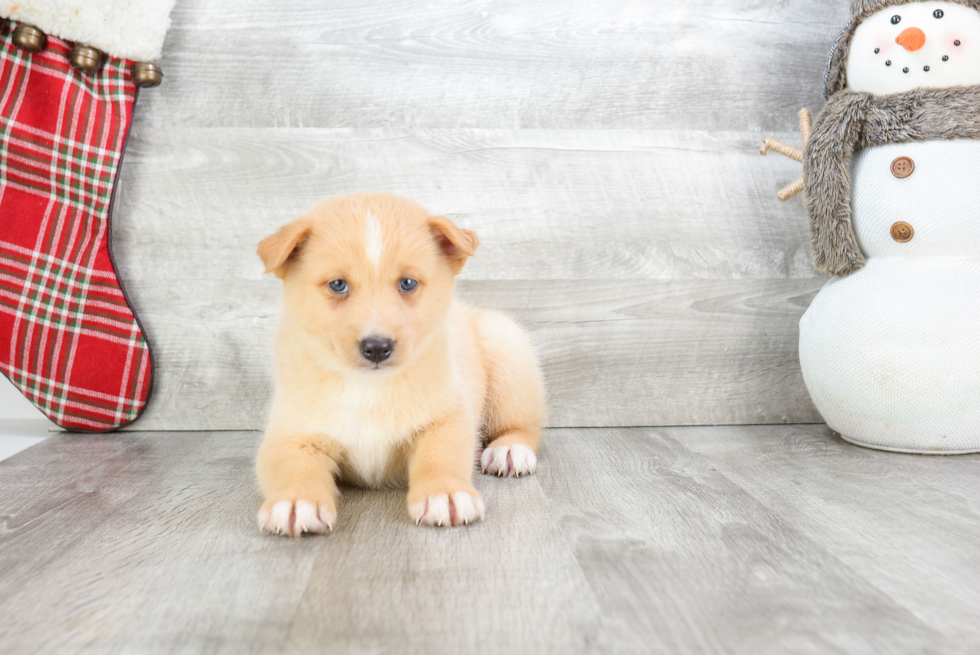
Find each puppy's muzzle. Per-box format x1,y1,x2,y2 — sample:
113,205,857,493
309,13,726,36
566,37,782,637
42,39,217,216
360,336,394,364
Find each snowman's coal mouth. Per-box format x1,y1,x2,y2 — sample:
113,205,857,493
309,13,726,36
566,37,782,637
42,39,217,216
882,54,954,73
876,39,961,73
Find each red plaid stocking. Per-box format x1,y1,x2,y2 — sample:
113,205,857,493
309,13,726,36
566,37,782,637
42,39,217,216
0,22,152,431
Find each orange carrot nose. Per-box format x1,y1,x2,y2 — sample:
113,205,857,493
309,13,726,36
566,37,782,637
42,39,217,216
896,27,927,51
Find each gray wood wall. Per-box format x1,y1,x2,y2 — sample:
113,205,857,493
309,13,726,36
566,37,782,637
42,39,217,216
113,0,849,431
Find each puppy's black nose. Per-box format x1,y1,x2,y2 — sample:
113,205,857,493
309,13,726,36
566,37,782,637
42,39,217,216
360,336,394,363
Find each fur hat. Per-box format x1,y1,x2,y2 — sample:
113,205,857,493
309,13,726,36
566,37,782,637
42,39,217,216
824,0,980,97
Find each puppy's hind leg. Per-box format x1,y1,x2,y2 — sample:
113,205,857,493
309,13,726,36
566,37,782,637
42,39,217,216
476,310,546,478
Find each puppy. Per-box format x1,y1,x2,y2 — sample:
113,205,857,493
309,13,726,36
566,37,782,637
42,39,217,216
255,193,545,535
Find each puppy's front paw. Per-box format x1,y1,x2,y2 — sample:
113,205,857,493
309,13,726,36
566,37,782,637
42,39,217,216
408,489,485,528
481,442,537,477
258,499,336,538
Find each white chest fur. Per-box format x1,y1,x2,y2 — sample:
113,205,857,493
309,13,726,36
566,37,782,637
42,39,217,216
294,372,437,485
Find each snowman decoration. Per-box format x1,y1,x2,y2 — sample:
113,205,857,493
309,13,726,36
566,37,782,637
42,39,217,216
764,0,980,453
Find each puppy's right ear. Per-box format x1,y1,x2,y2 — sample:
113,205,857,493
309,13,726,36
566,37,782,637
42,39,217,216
258,219,311,278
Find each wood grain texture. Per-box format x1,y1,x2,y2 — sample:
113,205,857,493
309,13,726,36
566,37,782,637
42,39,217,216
144,0,847,131
115,128,818,281
100,0,846,430
0,431,321,653
112,127,824,430
282,473,602,654
2,426,979,654
681,424,980,647
117,276,825,431
0,431,601,654
535,426,980,654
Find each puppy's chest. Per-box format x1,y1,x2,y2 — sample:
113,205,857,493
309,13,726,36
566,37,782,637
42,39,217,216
312,385,430,485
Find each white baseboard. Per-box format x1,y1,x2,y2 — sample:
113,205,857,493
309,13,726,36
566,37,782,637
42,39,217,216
0,419,51,462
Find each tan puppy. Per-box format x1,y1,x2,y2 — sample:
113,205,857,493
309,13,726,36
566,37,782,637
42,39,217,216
255,193,545,535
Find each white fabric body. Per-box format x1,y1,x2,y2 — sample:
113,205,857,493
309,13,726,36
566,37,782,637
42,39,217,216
846,2,980,95
800,140,980,453
0,0,176,61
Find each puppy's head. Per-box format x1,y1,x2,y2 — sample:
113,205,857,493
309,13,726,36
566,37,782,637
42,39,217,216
258,193,478,372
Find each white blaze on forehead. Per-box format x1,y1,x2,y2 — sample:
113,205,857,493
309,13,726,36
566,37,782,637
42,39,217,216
364,211,384,267
846,2,980,95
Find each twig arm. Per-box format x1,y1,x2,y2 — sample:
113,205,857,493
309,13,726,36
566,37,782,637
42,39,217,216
798,108,812,146
759,107,811,201
759,138,803,163
777,177,805,201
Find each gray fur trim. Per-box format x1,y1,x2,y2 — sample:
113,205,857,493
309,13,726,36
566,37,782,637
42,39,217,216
804,85,980,276
825,18,859,99
825,0,980,97
804,93,871,276
824,21,855,100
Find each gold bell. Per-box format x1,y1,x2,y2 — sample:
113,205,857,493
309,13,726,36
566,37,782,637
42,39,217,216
12,24,46,53
131,62,164,88
70,45,103,72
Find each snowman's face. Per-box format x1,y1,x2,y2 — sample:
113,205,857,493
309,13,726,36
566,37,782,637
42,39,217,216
846,1,980,94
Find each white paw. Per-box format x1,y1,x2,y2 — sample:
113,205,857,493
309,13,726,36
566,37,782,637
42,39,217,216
481,443,537,477
408,491,485,527
258,500,335,538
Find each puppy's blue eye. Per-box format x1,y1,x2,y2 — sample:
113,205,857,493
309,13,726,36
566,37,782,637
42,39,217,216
892,15,901,24
328,279,348,294
399,278,418,293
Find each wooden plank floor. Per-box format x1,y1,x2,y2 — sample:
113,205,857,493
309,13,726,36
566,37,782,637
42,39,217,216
1,426,978,654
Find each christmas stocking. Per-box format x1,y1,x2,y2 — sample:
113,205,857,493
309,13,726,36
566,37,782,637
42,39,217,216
0,2,175,431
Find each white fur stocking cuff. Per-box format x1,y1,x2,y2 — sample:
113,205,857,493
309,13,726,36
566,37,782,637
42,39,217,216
0,0,177,61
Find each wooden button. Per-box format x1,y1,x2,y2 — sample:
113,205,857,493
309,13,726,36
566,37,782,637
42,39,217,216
891,156,915,178
891,221,914,243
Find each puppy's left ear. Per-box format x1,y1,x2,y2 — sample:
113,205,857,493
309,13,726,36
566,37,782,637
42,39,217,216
428,216,479,274
258,218,311,278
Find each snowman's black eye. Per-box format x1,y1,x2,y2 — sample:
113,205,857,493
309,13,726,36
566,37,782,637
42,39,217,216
891,15,902,24
874,47,880,54
934,9,944,18
903,67,910,73
955,40,962,46
943,55,950,61
886,60,893,66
